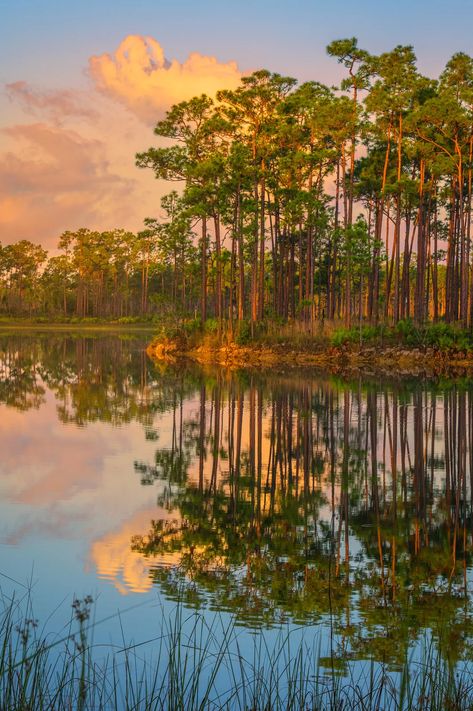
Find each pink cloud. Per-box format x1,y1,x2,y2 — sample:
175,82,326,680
0,123,122,192
90,508,158,594
0,402,114,507
0,401,160,547
0,35,244,248
5,82,98,122
89,35,242,123
0,122,136,246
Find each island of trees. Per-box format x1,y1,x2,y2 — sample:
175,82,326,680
2,39,473,341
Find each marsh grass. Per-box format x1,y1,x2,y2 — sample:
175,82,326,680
1,590,473,710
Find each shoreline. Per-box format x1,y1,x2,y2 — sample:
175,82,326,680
0,322,156,333
146,337,473,378
3,324,473,378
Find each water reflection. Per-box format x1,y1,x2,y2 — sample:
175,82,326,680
0,333,196,426
132,374,473,667
2,333,473,669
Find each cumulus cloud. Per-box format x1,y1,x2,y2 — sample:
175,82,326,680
0,35,244,247
89,35,242,123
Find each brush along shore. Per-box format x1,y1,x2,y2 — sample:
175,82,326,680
146,321,473,377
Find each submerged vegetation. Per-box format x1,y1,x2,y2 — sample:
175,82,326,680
1,39,473,340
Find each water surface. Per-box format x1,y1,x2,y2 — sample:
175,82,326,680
1,332,473,685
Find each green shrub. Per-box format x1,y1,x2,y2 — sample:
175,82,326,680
331,327,358,347
423,322,453,346
395,319,421,345
154,323,182,341
182,318,202,337
235,319,252,345
204,318,219,334
437,334,455,350
457,337,471,351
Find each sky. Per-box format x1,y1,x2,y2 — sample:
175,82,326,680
1,0,473,250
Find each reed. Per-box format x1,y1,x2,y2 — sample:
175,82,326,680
1,590,473,710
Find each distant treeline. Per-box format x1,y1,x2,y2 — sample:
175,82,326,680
2,38,473,326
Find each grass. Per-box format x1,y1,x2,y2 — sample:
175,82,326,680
327,319,473,351
150,317,473,361
0,315,159,330
0,319,158,335
2,590,473,710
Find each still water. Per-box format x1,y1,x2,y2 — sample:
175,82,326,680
1,332,473,692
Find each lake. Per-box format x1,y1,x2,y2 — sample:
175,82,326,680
1,331,473,707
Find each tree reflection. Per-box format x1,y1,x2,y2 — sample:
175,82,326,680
0,337,46,410
132,373,473,666
2,334,473,666
0,333,199,426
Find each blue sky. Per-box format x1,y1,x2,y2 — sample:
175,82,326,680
2,0,473,87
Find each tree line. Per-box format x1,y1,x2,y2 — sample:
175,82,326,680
2,38,473,328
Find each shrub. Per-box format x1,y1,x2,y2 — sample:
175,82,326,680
331,326,372,347
182,318,202,337
203,318,219,335
235,319,252,345
331,328,355,347
395,319,426,346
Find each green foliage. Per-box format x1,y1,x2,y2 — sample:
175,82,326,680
3,39,473,333
234,319,252,345
203,317,219,334
69,316,100,324
394,319,422,345
331,327,356,346
330,319,473,351
330,324,386,347
422,322,472,350
153,323,184,342
182,318,203,336
116,316,143,324
395,320,473,350
151,318,204,347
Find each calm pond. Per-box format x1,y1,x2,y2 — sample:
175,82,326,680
1,332,473,702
